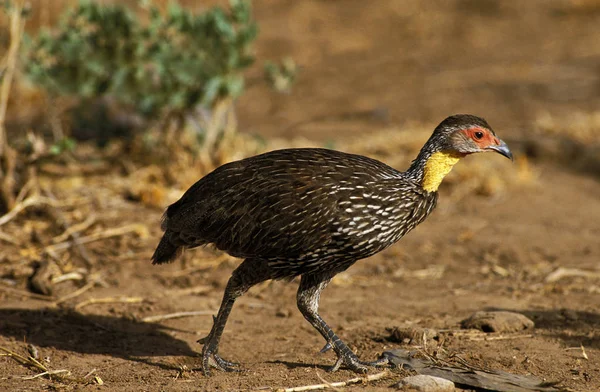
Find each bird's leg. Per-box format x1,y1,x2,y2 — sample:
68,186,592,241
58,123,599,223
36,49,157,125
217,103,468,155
297,274,389,374
199,258,272,376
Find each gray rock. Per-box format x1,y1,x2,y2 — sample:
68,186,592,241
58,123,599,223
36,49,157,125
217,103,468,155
398,375,455,392
461,311,534,333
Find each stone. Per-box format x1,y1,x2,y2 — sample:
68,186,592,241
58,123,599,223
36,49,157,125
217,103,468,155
461,311,534,333
397,375,455,391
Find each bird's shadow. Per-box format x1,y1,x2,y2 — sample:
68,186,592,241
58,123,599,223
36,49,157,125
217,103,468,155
267,359,332,372
0,307,198,370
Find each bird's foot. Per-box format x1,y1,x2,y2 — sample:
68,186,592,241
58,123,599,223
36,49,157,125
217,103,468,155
205,353,241,374
325,348,390,373
198,336,241,376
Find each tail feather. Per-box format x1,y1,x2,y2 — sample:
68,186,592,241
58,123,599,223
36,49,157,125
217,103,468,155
151,234,181,265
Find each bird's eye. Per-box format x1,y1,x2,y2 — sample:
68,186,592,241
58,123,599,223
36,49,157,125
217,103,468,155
474,131,484,140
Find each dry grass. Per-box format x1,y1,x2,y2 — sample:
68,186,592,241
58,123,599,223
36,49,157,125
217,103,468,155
535,110,600,145
0,119,534,311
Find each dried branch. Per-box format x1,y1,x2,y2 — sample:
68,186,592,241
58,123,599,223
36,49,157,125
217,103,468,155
45,224,149,253
0,284,55,301
0,196,59,227
0,346,80,382
52,272,106,306
275,370,390,392
142,310,216,323
75,296,144,310
0,0,26,212
52,214,96,243
545,267,600,283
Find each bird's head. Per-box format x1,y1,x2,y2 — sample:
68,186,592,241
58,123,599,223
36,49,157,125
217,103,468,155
414,114,513,193
432,114,513,160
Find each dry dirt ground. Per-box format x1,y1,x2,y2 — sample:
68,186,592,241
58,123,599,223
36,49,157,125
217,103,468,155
1,1,600,391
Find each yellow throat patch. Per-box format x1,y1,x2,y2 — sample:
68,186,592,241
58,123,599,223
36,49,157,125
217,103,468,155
422,151,464,192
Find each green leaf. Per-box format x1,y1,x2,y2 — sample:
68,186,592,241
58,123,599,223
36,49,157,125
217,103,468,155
202,76,223,106
225,75,244,97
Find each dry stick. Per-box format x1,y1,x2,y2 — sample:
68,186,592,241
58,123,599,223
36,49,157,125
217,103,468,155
22,369,71,380
565,345,589,360
0,196,57,227
0,347,45,370
52,215,96,243
0,230,19,244
75,296,144,310
142,310,216,323
42,190,95,268
45,224,148,253
0,284,55,301
468,333,534,341
14,174,37,205
0,0,25,211
0,346,78,382
51,271,86,284
53,277,99,306
545,267,600,283
276,370,390,392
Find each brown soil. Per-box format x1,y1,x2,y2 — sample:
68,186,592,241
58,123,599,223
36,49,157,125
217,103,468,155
1,1,600,391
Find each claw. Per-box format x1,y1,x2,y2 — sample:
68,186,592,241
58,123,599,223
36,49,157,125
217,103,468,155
197,335,208,344
345,360,368,374
320,342,332,353
327,350,390,374
210,354,241,371
327,356,344,373
203,351,242,376
363,356,389,367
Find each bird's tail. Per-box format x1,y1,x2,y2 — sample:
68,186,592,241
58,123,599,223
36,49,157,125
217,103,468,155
151,233,182,265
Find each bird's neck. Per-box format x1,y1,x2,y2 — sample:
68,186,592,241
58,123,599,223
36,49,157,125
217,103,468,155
408,149,465,193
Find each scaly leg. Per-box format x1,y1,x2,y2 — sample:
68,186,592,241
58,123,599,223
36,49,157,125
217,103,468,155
296,273,389,373
199,257,272,376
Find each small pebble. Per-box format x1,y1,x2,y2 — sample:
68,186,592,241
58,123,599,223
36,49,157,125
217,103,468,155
397,375,455,392
275,308,291,318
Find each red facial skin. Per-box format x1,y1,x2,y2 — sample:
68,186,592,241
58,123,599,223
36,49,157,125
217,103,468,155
462,127,501,149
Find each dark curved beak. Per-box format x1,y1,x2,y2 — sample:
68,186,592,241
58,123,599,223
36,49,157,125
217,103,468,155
486,139,513,161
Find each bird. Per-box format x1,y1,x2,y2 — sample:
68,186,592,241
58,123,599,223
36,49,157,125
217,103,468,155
151,114,513,376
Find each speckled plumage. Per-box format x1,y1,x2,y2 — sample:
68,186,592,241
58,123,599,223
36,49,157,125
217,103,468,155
151,114,512,376
155,148,437,278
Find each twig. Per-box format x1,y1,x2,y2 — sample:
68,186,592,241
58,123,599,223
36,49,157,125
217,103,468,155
45,224,149,253
51,271,86,284
0,0,25,212
581,344,589,360
314,371,341,392
52,214,96,243
468,333,534,341
0,284,55,301
0,347,44,369
0,196,58,227
142,310,216,323
566,345,589,360
53,273,105,306
545,267,600,283
275,370,390,392
42,190,95,268
75,296,144,310
0,230,19,244
22,369,71,380
0,346,79,382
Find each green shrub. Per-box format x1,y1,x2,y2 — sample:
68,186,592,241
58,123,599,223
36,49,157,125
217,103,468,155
25,0,257,121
